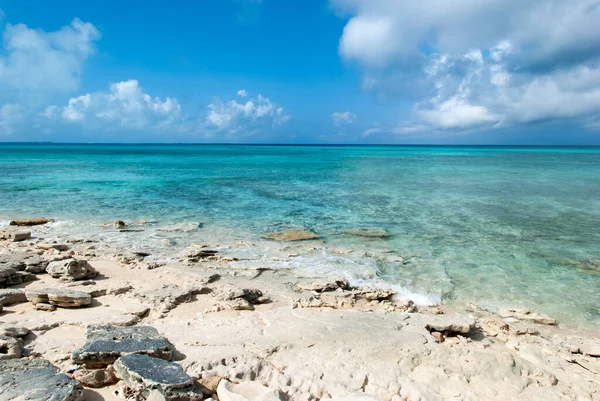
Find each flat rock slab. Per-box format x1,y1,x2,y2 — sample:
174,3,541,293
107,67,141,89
341,228,391,238
46,259,97,281
26,288,92,308
0,252,50,274
423,315,477,334
0,230,31,242
499,308,556,325
0,358,83,401
262,229,320,241
114,354,202,400
0,288,27,305
9,217,55,226
72,325,174,368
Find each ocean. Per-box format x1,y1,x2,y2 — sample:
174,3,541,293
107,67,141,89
1,143,599,326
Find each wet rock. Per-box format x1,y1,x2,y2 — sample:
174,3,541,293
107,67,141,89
341,227,391,238
72,366,118,388
0,335,23,359
0,288,27,305
46,259,98,281
0,358,83,401
499,308,556,325
71,325,174,368
114,220,126,227
424,315,476,334
216,379,286,401
185,249,219,263
25,288,92,308
262,229,320,241
297,278,350,293
9,217,55,226
113,353,203,400
0,230,31,242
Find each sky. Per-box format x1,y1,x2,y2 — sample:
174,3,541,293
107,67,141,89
1,0,600,144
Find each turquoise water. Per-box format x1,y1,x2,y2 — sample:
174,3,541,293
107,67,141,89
1,144,600,326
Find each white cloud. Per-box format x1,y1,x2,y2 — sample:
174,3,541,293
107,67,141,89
206,93,291,135
0,103,25,135
332,0,600,134
332,111,357,126
237,89,248,97
0,18,100,105
49,80,184,131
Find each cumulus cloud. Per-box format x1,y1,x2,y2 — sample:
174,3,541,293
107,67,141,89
332,0,600,134
206,92,291,135
332,111,357,126
0,18,100,104
47,80,184,132
237,89,248,97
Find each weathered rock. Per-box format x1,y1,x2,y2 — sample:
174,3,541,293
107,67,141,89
46,259,98,281
35,303,57,312
297,278,350,293
72,366,118,388
26,288,92,308
0,252,50,274
0,335,23,359
4,270,36,286
137,284,200,314
499,308,557,325
197,376,223,396
37,242,69,251
0,358,83,400
341,227,391,238
9,217,55,226
424,315,476,334
0,323,29,338
216,379,286,401
0,230,31,242
113,354,203,400
353,286,396,301
0,288,27,305
72,325,174,368
262,229,320,241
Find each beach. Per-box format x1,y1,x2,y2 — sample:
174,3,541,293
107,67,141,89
1,218,599,400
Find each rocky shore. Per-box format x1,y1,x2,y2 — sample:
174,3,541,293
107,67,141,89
0,219,599,401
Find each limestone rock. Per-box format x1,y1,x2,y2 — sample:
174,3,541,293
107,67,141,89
0,230,31,242
262,229,320,241
212,284,268,311
0,358,83,401
9,217,54,226
297,278,350,293
424,315,476,334
26,288,92,308
352,286,396,301
35,303,58,312
0,252,50,274
71,325,174,368
216,379,286,401
0,323,29,338
137,284,200,314
499,308,556,325
113,353,202,400
72,366,118,388
46,259,98,281
0,335,23,359
0,288,27,305
37,242,69,251
341,227,391,238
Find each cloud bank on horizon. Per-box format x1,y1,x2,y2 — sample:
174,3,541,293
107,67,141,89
0,0,599,143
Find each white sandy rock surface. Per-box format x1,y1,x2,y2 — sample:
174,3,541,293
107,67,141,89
0,232,599,401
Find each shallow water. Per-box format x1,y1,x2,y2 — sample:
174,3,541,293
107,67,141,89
1,144,599,326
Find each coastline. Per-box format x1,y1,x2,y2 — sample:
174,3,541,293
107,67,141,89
1,220,599,400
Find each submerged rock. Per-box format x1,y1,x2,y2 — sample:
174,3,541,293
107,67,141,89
0,358,83,401
46,259,98,281
9,217,55,226
25,288,92,308
262,229,320,241
113,353,203,400
341,227,391,238
71,325,174,368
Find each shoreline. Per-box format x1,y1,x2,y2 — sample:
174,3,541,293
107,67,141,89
1,220,599,400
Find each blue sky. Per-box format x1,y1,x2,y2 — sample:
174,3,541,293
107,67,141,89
0,0,600,144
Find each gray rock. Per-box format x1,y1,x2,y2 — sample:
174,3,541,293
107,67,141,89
0,335,23,359
46,259,97,281
0,288,27,305
5,270,36,286
0,358,83,401
424,315,477,334
0,252,49,274
113,354,202,400
72,325,174,368
0,230,31,242
25,288,92,308
0,323,29,338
